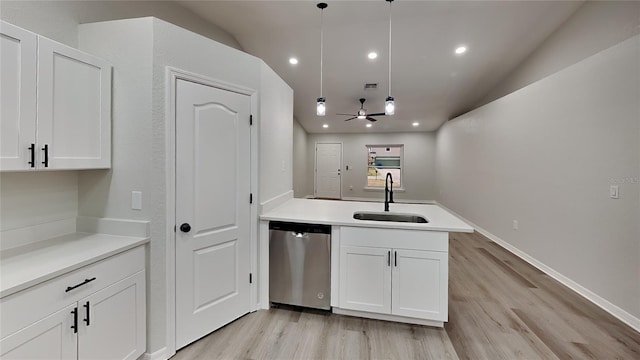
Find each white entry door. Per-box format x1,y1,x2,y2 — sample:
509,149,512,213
315,143,342,199
175,79,251,349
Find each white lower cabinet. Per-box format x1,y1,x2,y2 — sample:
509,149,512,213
0,304,77,359
340,246,392,314
0,247,146,360
338,226,448,323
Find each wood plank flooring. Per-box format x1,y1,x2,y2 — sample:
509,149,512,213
173,231,640,360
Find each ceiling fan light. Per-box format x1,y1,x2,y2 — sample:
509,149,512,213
317,97,326,116
385,96,395,115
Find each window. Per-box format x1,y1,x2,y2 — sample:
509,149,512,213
367,145,402,188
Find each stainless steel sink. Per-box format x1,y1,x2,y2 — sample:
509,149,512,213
353,211,428,223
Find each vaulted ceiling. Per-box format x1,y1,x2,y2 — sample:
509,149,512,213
177,1,584,133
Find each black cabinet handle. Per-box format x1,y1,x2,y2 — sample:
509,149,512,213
394,251,397,267
180,223,191,233
41,144,49,167
65,277,97,292
387,251,391,267
28,144,35,167
83,301,90,326
71,307,78,333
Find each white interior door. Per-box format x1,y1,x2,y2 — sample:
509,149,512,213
315,143,342,199
175,79,251,349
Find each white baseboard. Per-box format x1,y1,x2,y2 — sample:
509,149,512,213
76,216,150,238
333,308,443,328
141,347,168,360
259,190,293,214
436,202,640,333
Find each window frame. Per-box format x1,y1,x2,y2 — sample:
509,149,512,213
364,144,405,191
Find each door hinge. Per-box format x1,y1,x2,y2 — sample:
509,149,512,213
174,225,176,232
250,193,253,204
249,273,253,284
250,115,253,126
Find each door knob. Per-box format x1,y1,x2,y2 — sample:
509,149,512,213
180,223,191,233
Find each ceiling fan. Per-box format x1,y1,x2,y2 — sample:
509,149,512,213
338,98,386,122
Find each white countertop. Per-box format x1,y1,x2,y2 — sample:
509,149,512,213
260,199,473,233
0,232,149,298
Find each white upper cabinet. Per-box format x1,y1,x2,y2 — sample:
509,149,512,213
37,37,111,170
0,22,37,171
0,21,111,171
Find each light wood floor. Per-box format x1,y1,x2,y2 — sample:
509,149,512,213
173,231,640,360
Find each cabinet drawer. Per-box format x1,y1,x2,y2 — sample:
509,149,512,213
340,226,448,252
0,246,144,337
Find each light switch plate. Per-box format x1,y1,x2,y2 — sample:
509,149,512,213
610,185,619,199
132,191,142,210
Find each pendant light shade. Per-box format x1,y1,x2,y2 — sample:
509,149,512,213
317,2,328,116
385,96,395,115
316,97,326,116
385,0,395,116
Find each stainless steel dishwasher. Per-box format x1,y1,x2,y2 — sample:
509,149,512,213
269,221,331,310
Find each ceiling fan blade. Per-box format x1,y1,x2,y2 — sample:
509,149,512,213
367,113,386,117
366,117,378,122
337,113,356,116
344,117,357,121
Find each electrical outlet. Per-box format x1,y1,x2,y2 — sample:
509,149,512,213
131,191,142,210
610,185,619,199
512,220,519,230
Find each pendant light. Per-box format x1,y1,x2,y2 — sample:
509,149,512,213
316,2,328,116
385,0,395,115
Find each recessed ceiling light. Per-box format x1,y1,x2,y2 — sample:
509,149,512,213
455,46,467,55
412,122,419,127
322,124,329,128
289,57,299,65
368,52,378,60
366,123,372,128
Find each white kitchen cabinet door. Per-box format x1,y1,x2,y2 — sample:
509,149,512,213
0,304,77,360
0,21,37,171
392,249,448,321
37,36,111,170
78,271,145,360
339,245,391,314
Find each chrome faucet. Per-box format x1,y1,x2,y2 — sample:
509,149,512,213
384,173,394,212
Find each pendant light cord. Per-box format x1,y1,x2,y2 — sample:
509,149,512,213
388,0,393,97
320,6,324,97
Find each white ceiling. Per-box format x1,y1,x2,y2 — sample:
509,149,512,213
178,0,584,133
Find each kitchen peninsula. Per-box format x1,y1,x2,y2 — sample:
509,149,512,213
260,198,473,327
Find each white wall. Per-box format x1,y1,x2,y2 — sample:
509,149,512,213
292,119,311,198
480,1,640,107
0,172,78,231
0,0,241,240
0,0,241,50
436,35,640,322
78,17,293,356
308,132,437,201
259,64,294,203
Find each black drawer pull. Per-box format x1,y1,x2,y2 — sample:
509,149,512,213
71,307,78,333
28,144,35,167
83,301,91,326
65,277,97,292
41,144,49,167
